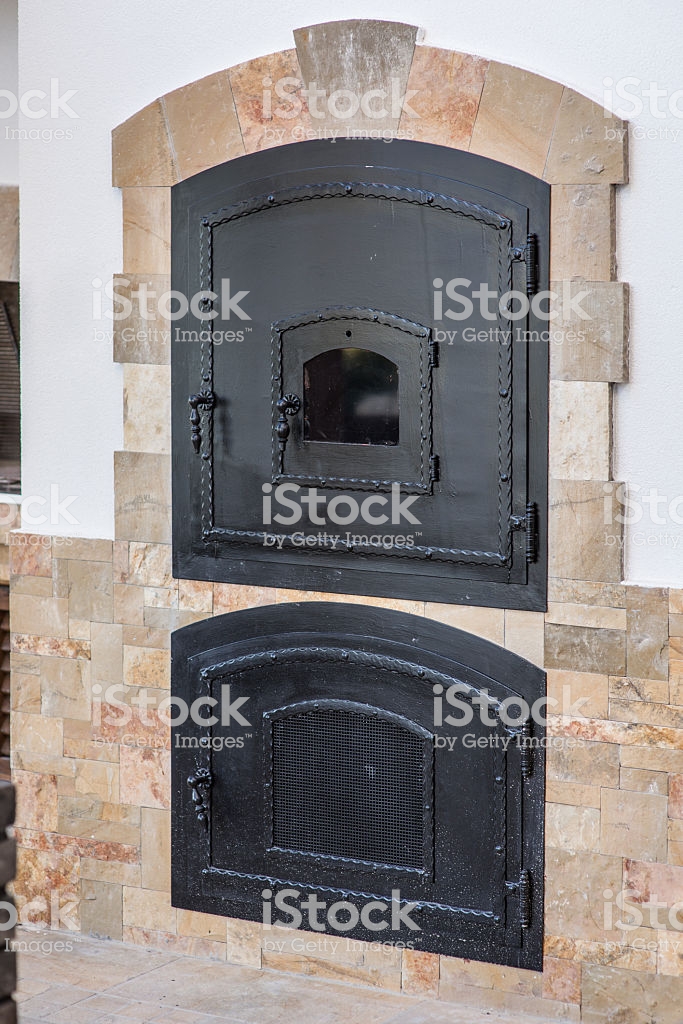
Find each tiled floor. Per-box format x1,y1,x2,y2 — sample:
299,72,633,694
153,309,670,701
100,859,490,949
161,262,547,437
16,928,539,1024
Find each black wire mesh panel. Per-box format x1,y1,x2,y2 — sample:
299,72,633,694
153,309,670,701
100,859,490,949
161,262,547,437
269,705,428,870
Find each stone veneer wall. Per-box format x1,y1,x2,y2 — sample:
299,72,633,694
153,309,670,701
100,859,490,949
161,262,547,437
12,18,683,1022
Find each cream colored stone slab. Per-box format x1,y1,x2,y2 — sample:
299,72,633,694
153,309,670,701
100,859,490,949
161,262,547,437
547,669,609,720
114,452,171,543
546,602,625,630
69,619,91,641
91,621,123,685
626,586,669,682
123,364,171,454
547,738,619,787
546,803,600,852
294,20,417,135
80,858,141,887
67,559,113,623
226,917,262,967
546,779,601,808
619,746,683,774
164,70,244,179
550,281,628,382
549,381,611,480
120,745,170,809
670,590,683,615
122,188,171,276
600,787,667,860
141,807,170,891
545,623,625,676
504,610,544,667
177,909,226,940
127,542,173,588
113,100,177,187
0,186,19,280
470,62,563,176
548,579,626,608
582,962,683,1021
178,579,213,614
545,848,622,942
11,672,40,714
14,770,58,831
424,603,504,645
40,656,91,721
548,479,623,582
401,46,488,148
122,624,169,650
10,593,68,638
123,645,170,688
123,885,176,932
550,186,615,281
609,699,683,730
11,709,62,755
609,675,669,704
80,878,123,940
63,718,119,762
620,767,668,795
113,583,145,626
72,759,120,803
230,49,313,153
112,274,171,366
545,88,627,184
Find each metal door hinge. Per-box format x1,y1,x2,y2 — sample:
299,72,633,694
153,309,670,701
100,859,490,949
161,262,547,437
429,335,439,368
510,234,538,297
429,454,440,483
510,502,537,564
506,869,532,929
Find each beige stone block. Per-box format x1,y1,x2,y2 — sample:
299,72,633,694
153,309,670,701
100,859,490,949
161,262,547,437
59,813,139,847
550,185,615,281
66,559,113,623
10,650,41,675
600,787,667,861
230,49,312,153
12,750,74,776
547,669,609,720
122,188,170,275
548,578,626,608
470,62,563,176
113,584,145,626
620,746,683,774
69,618,91,641
545,848,622,942
165,69,244,179
122,625,169,650
123,886,176,933
177,909,226,940
549,381,611,481
0,185,19,280
545,932,657,973
40,656,91,721
63,718,119,762
545,623,625,676
11,710,62,755
546,602,625,631
260,947,401,990
127,542,173,587
143,586,177,609
9,533,52,577
112,273,171,365
113,99,177,186
401,46,488,148
143,606,206,631
14,770,58,831
544,88,627,184
140,806,170,892
609,675,669,704
8,575,53,597
113,540,129,583
178,579,213,614
620,767,668,795
80,878,123,940
624,859,683,910
401,948,439,995
581,963,683,1023
438,974,578,1020
114,451,171,543
11,672,40,714
91,621,123,685
72,760,120,803
424,603,504,646
123,645,169,688
80,858,141,886
123,364,171,454
61,538,112,562
626,586,669,681
294,20,417,136
120,744,170,808
214,583,275,614
549,479,622,582
669,613,683,637
657,930,683,976
11,633,90,659
609,699,683,731
541,956,581,1005
546,779,601,808
504,609,544,666
122,925,226,959
546,802,600,851
548,738,619,787
10,593,68,638
226,917,262,967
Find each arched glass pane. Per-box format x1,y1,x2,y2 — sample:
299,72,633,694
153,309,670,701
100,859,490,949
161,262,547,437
303,347,399,445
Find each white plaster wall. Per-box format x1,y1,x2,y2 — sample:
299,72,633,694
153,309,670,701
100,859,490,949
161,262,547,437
0,0,18,185
15,0,683,585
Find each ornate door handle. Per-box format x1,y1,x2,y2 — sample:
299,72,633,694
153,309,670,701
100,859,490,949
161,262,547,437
188,389,215,454
187,767,213,827
275,394,301,454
